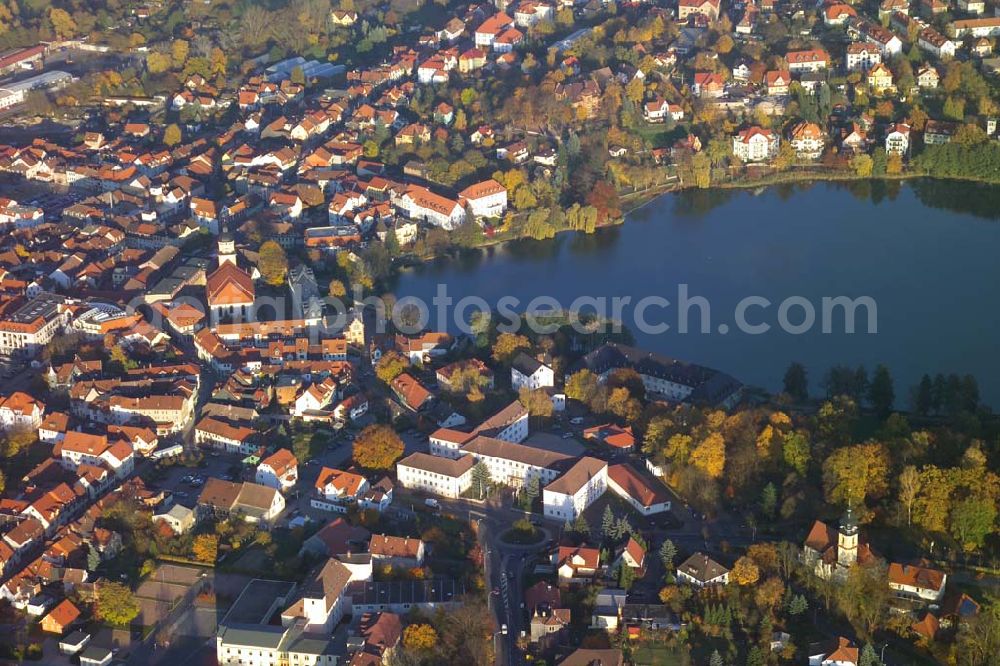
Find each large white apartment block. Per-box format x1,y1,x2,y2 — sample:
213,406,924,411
398,186,466,229
0,293,68,362
459,436,569,489
542,457,608,521
396,452,474,498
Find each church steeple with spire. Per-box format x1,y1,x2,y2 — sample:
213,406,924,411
218,227,236,267
837,506,859,566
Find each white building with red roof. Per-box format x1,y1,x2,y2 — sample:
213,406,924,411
315,467,369,502
256,448,299,492
398,185,466,229
732,127,779,162
459,179,507,219
0,391,44,431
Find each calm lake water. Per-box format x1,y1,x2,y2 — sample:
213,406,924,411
392,180,1000,407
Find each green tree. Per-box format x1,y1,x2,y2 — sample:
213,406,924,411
950,497,997,553
859,643,881,666
258,241,288,286
471,462,491,499
788,594,808,615
96,582,140,626
851,154,873,177
761,482,777,519
87,544,100,571
914,374,933,415
783,362,808,401
659,539,677,571
601,506,615,541
521,475,539,508
746,646,765,666
868,364,895,419
618,562,636,590
572,513,590,536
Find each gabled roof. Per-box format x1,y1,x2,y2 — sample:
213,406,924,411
677,552,728,582
206,262,254,307
369,534,423,559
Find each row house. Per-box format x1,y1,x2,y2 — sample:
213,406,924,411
194,416,260,455
54,431,135,479
787,48,830,73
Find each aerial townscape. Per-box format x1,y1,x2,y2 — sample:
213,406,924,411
0,0,997,665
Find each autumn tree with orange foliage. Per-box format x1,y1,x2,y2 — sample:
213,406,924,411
353,424,404,470
403,623,438,651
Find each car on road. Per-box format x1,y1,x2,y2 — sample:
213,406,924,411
570,417,584,425
501,624,508,635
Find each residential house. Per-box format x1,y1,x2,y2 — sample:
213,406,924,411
511,352,554,390
555,544,601,582
917,65,939,89
764,70,792,96
732,127,780,162
787,48,830,73
807,637,859,666
676,553,730,587
256,449,299,493
591,588,627,630
153,504,196,534
369,534,425,568
867,63,894,94
197,479,285,524
583,424,635,452
41,599,80,634
846,43,882,72
391,373,433,412
788,121,826,159
888,561,947,603
678,0,720,20
885,123,911,156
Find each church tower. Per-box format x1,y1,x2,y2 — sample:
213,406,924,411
837,506,859,566
218,229,236,267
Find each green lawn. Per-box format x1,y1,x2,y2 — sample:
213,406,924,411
632,644,690,666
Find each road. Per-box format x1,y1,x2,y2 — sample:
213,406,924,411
405,470,755,666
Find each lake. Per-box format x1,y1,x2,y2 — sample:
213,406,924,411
391,179,1000,407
